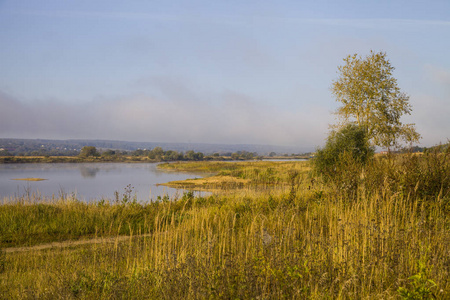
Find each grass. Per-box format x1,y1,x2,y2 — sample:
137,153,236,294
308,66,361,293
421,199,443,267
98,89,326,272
159,161,310,192
0,156,449,299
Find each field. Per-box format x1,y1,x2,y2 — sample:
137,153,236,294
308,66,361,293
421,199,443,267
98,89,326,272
0,154,449,299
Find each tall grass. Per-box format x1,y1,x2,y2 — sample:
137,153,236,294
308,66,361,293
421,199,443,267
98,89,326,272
1,156,449,299
0,193,197,248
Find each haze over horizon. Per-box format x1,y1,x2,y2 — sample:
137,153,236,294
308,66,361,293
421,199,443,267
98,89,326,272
1,1,449,149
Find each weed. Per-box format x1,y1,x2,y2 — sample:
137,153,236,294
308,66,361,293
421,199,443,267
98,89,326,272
398,261,439,299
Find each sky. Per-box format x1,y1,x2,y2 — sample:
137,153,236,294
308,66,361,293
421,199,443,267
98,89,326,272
0,0,449,150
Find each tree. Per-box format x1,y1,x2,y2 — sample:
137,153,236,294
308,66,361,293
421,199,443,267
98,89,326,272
148,147,164,160
186,150,204,161
332,51,420,148
132,149,145,156
102,150,116,156
79,146,100,157
164,150,183,161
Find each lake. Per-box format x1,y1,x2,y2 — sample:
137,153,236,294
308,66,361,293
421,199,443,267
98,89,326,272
0,163,208,202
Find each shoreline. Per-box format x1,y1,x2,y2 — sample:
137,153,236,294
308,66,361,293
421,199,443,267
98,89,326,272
0,156,309,164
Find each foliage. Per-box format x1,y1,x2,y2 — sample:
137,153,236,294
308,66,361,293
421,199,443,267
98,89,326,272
0,149,12,157
147,147,205,161
398,261,439,299
163,150,184,161
231,151,257,160
185,150,204,161
313,123,374,179
102,149,116,156
332,51,420,148
148,146,164,160
79,146,100,158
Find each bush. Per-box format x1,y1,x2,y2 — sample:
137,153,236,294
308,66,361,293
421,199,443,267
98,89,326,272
313,124,374,180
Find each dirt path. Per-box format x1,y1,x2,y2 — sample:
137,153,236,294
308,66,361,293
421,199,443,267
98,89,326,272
3,234,153,254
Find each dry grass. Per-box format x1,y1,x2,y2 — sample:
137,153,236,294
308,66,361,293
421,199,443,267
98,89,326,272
160,160,310,193
11,178,47,181
159,175,251,191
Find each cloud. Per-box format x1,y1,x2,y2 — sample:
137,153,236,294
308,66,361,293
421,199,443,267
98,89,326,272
0,90,330,148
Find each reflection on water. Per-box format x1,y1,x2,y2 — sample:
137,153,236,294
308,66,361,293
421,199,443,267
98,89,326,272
0,163,208,202
79,166,100,178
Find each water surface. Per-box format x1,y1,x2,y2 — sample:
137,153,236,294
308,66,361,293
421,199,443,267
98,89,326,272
0,163,207,202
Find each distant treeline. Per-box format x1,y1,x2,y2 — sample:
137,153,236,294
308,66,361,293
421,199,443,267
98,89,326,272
85,146,261,161
0,138,311,157
0,138,311,160
1,138,447,160
0,144,311,163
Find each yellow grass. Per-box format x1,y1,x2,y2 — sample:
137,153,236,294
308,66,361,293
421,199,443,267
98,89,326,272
11,178,47,181
159,175,250,191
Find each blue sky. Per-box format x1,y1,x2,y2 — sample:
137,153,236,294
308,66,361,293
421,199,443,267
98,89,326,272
1,0,449,149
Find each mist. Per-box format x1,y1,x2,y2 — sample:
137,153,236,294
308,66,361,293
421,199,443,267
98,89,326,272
0,90,331,148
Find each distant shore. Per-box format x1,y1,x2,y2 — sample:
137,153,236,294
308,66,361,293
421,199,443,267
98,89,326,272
0,156,150,164
0,155,310,164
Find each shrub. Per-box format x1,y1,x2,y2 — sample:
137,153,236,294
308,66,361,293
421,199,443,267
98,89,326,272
313,124,374,181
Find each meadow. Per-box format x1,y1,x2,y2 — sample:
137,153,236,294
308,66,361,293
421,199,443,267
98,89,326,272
0,153,449,299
